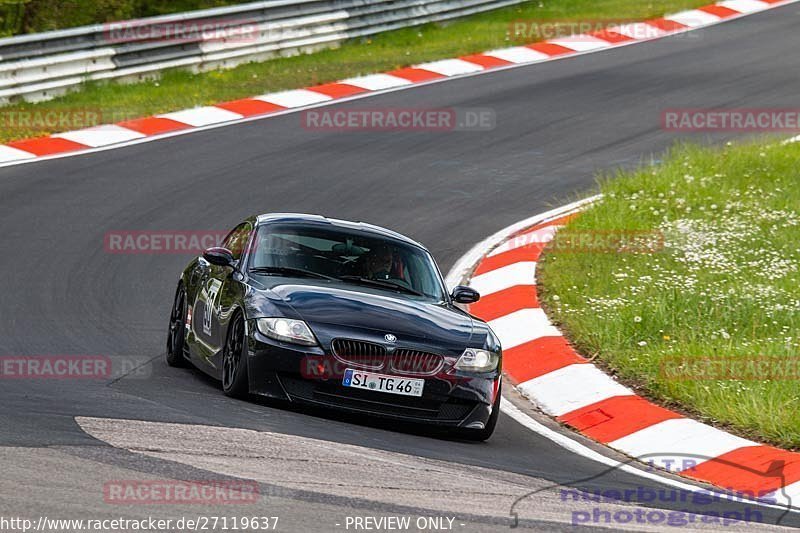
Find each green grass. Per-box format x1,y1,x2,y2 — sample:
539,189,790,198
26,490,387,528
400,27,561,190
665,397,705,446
537,139,800,449
0,0,708,142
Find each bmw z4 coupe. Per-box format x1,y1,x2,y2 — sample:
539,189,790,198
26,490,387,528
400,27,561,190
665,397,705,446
166,214,502,440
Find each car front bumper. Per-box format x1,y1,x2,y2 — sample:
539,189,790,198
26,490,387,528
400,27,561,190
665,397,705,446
245,326,500,429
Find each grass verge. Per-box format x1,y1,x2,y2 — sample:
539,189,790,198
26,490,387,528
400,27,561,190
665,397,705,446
537,139,800,449
0,0,708,142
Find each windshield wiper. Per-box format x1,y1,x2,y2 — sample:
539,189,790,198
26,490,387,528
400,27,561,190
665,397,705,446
337,276,424,297
249,266,338,281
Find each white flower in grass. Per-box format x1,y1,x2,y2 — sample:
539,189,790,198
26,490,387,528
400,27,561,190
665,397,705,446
634,316,642,323
637,341,647,347
552,295,560,302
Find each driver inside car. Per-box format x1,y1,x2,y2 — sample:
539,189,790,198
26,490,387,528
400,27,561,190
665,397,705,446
360,244,394,280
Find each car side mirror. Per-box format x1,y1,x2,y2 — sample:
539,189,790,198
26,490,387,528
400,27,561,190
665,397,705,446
451,285,480,304
203,247,235,267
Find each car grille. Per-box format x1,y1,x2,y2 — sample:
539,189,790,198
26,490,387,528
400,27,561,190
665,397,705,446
390,349,444,375
331,339,386,369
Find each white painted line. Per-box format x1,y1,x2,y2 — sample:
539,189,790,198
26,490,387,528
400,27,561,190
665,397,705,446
341,73,412,91
445,198,598,290
488,308,561,350
468,261,536,295
665,9,722,27
547,36,612,52
159,106,243,127
518,364,634,417
608,418,757,468
488,225,560,257
500,399,798,514
254,89,332,108
610,22,668,40
0,145,36,162
52,125,146,147
775,480,800,507
482,47,549,64
718,0,770,13
414,59,484,76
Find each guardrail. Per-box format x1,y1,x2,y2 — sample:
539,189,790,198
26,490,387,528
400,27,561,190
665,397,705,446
0,0,528,103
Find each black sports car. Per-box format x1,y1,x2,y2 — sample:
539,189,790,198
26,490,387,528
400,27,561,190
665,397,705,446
166,214,502,440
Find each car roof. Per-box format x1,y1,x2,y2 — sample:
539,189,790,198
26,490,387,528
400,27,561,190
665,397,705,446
253,213,427,250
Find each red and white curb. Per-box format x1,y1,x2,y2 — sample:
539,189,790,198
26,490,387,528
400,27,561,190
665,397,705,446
447,199,800,509
0,0,795,167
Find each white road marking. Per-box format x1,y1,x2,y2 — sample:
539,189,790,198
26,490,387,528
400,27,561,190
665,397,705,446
414,59,484,76
341,74,412,90
517,364,634,416
53,125,146,147
665,9,722,27
488,225,559,257
468,261,536,295
718,0,770,13
0,145,36,162
547,36,612,52
482,47,549,64
488,308,561,350
254,89,333,108
159,106,243,127
608,418,757,468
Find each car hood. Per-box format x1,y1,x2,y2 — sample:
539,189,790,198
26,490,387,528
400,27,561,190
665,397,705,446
252,278,479,353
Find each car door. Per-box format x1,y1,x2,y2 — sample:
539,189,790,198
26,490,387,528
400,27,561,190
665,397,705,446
191,222,253,369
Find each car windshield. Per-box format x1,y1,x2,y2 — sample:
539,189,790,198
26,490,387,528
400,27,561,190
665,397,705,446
249,223,446,301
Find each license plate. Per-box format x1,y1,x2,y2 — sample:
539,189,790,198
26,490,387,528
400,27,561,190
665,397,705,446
342,368,424,397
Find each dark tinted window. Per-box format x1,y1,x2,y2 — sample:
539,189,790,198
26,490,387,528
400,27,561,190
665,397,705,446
250,224,445,300
222,222,253,261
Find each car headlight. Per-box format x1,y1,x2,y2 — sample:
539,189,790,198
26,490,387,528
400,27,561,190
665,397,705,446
256,318,318,346
455,348,499,372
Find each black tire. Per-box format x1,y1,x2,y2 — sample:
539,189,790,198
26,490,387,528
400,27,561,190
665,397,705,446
459,385,501,441
166,284,188,367
222,313,249,398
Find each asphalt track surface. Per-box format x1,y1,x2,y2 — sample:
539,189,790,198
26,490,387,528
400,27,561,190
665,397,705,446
2,3,800,531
